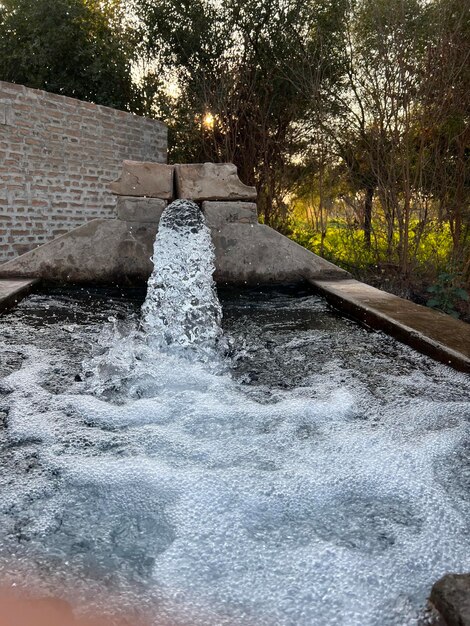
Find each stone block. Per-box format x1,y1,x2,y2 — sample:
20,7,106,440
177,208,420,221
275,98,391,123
430,573,470,626
202,201,258,229
110,161,174,199
116,196,167,222
175,163,257,202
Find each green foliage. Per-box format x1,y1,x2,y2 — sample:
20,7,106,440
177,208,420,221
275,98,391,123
0,0,140,111
426,273,469,319
354,0,430,64
289,217,455,276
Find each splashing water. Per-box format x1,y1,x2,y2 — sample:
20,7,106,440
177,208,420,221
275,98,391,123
142,199,224,360
83,200,226,398
0,216,469,625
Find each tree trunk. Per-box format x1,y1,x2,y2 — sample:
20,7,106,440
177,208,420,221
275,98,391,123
364,185,374,248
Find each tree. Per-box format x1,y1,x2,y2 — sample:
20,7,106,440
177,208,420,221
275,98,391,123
0,0,141,111
418,0,470,277
133,0,347,227
299,0,432,273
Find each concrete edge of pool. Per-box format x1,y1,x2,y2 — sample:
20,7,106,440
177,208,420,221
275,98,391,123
311,278,470,374
0,277,39,313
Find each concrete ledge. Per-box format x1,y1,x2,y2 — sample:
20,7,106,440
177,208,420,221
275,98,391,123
0,220,157,283
312,278,470,373
0,278,39,313
213,224,348,284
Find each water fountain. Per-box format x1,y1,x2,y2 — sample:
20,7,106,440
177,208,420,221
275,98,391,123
0,196,469,625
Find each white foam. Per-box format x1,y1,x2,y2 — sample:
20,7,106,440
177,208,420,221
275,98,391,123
1,338,469,625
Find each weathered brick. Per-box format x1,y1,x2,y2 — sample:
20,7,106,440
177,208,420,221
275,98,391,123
0,80,167,261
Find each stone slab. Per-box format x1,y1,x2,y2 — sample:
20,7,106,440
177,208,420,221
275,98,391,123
202,201,258,229
110,161,174,199
175,163,257,201
0,278,39,313
430,573,470,626
312,278,470,373
116,196,167,222
211,223,348,284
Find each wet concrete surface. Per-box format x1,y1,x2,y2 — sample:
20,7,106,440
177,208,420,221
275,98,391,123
313,278,470,373
0,278,39,313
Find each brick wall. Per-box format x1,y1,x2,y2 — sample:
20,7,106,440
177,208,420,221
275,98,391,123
0,81,167,261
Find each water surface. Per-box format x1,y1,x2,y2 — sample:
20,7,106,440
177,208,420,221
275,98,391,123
0,284,469,625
